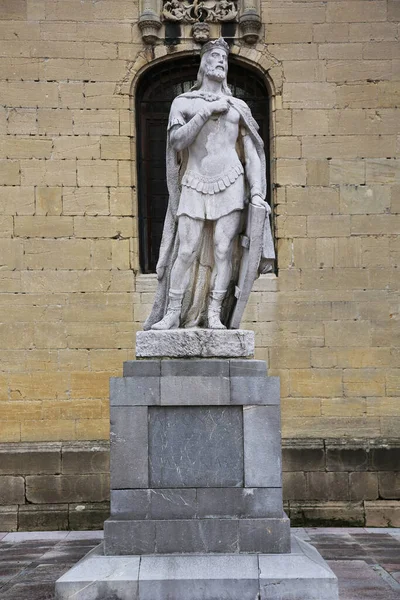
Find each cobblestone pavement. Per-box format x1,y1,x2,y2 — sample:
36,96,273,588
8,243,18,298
0,528,399,599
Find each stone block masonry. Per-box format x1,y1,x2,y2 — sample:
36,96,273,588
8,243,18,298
0,438,399,531
0,442,110,531
0,0,399,521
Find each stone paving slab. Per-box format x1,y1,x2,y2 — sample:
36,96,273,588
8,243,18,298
0,529,400,599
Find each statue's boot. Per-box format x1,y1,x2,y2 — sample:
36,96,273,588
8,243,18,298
151,290,183,330
207,290,227,329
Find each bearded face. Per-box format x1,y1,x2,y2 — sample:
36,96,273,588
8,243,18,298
204,48,228,82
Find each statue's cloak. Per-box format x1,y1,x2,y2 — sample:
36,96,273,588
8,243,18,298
143,91,275,331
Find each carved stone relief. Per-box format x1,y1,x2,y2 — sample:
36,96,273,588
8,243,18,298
162,0,238,23
138,0,262,54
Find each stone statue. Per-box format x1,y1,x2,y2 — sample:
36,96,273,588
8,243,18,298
144,38,275,331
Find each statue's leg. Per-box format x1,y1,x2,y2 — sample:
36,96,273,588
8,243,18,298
151,216,204,330
208,210,242,329
169,215,204,292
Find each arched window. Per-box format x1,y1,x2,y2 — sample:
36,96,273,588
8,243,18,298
136,55,271,273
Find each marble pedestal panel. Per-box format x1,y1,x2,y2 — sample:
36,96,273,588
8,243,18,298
55,536,339,600
104,357,290,555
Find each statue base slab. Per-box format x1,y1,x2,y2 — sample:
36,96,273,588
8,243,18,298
136,329,255,358
55,536,339,600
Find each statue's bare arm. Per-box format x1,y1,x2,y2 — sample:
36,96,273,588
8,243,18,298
169,98,230,152
243,130,271,213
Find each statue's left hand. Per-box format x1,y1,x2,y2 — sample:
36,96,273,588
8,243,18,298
251,195,271,214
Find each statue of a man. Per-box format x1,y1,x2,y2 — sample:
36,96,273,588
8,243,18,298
144,38,274,331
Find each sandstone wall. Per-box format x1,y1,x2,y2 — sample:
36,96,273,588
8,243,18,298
0,0,399,528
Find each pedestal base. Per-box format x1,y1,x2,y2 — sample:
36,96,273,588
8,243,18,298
104,515,290,554
55,535,339,600
136,329,255,358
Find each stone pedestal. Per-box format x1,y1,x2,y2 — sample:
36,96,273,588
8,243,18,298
56,330,339,599
105,354,289,555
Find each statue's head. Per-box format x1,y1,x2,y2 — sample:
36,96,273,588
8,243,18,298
192,37,232,95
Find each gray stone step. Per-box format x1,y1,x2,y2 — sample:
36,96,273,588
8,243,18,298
55,535,339,600
104,515,290,554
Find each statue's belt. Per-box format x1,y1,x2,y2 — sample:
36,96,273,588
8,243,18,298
181,163,244,194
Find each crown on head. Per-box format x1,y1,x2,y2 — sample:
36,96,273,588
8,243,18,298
200,37,230,57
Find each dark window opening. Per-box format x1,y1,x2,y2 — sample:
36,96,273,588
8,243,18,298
136,55,271,274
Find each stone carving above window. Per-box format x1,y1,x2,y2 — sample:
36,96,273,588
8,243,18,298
162,0,238,23
138,0,261,44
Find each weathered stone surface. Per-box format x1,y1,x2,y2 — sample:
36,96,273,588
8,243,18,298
19,504,69,531
229,359,267,376
110,377,160,406
0,505,17,531
155,519,239,553
104,519,156,555
282,442,325,472
244,405,282,487
105,516,290,554
159,359,230,404
197,488,283,519
56,545,140,600
69,502,110,530
148,406,244,488
150,489,197,519
62,442,109,474
123,360,161,377
110,406,148,489
349,472,379,501
231,375,280,405
259,536,338,599
365,500,400,526
289,501,364,527
378,472,400,499
111,488,282,519
307,472,349,501
326,447,368,472
370,447,400,471
25,474,109,504
0,476,25,504
161,359,229,377
160,374,230,405
239,516,290,553
139,554,259,600
111,489,150,518
283,472,308,500
56,536,338,600
136,329,255,358
111,489,198,520
0,442,61,475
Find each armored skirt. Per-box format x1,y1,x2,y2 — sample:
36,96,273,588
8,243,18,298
177,165,246,221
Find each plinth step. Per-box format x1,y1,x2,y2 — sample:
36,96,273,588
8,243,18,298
55,535,339,600
136,329,255,358
104,515,290,555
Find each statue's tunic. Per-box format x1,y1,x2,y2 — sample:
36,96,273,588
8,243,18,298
168,95,246,221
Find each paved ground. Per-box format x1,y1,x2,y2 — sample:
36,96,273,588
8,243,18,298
0,528,399,599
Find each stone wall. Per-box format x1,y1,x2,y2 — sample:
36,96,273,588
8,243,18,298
0,0,399,526
0,441,398,530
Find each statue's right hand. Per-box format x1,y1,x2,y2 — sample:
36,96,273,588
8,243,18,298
208,99,230,116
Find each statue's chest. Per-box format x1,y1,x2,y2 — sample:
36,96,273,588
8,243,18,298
185,99,240,128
